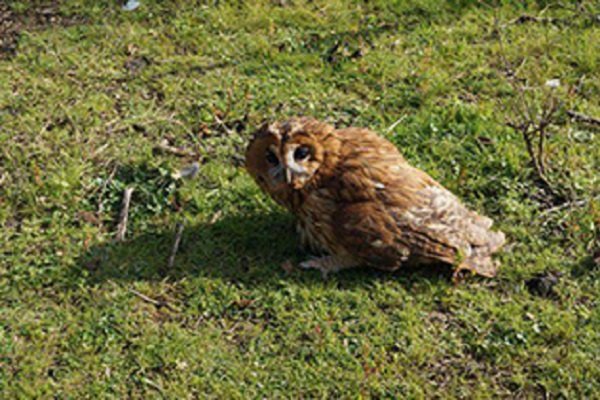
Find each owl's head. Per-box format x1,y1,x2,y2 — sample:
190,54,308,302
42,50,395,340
245,118,334,195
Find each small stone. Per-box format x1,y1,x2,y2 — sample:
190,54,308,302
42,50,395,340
123,0,141,11
526,271,562,298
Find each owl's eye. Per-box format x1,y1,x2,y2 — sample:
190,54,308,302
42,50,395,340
266,149,279,165
294,146,311,161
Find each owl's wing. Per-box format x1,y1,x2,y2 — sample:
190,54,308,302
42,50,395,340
332,201,413,270
332,164,504,276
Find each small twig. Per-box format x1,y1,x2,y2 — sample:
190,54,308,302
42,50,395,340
90,142,110,158
508,121,554,192
129,288,162,307
115,187,134,241
129,288,176,312
193,315,205,329
141,376,166,398
506,4,566,27
167,222,184,269
386,115,407,133
219,319,240,335
213,114,235,135
508,15,562,25
540,195,600,218
537,96,559,176
567,110,600,127
537,128,546,175
209,210,223,225
154,139,196,158
504,81,563,200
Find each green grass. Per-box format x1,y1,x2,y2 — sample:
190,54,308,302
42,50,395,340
1,0,599,397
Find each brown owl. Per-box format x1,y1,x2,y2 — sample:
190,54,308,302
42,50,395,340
245,117,506,280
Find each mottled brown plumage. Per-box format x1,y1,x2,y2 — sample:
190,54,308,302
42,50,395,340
245,117,506,280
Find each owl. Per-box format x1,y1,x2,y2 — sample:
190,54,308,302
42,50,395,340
245,117,506,280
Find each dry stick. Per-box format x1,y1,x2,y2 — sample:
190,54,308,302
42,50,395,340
567,110,600,127
129,288,162,307
537,97,558,176
509,15,561,25
538,130,546,176
505,67,559,197
209,210,223,225
115,187,134,241
525,129,555,195
497,15,549,187
507,121,547,185
540,197,597,220
536,95,562,195
154,139,197,158
141,377,165,397
90,142,110,158
386,115,407,133
507,4,562,26
129,288,176,312
213,114,235,135
193,315,205,329
167,222,184,269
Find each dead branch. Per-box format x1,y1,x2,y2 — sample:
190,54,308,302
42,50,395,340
507,118,561,199
115,187,134,241
209,210,223,225
539,196,598,219
154,139,197,158
508,15,564,25
167,222,184,269
213,114,236,135
90,142,110,158
536,95,559,176
506,3,574,27
129,288,176,311
386,115,407,133
496,12,566,202
567,110,600,127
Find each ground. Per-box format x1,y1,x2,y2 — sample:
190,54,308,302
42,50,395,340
1,0,599,398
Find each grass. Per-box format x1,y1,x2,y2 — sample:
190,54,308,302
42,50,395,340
1,0,599,397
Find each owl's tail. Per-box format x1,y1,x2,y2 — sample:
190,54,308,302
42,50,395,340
456,221,507,279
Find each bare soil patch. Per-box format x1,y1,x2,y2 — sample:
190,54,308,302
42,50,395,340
0,2,85,59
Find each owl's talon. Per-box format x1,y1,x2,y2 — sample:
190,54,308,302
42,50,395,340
299,259,320,270
298,256,356,279
299,259,330,280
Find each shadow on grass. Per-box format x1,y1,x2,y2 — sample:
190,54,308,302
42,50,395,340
78,211,454,289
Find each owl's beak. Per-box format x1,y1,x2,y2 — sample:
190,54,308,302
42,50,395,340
286,170,307,189
284,153,308,189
